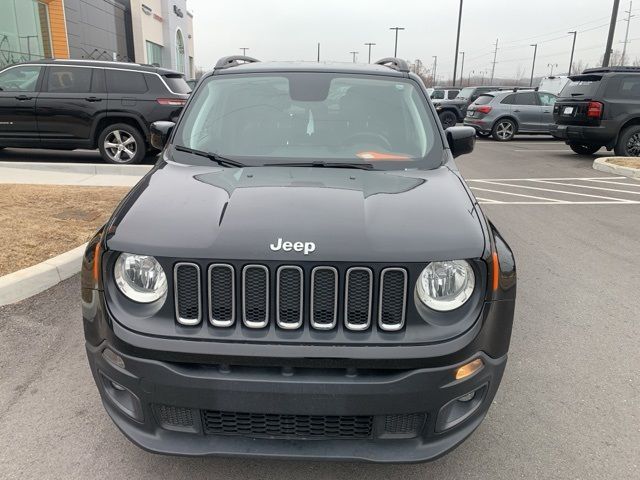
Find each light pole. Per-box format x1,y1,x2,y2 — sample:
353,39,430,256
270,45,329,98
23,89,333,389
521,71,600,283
568,31,577,75
452,0,464,86
467,69,475,86
480,70,486,85
389,27,405,57
529,43,538,87
317,43,320,62
364,42,376,63
621,1,634,65
432,56,438,87
603,0,621,67
349,51,359,63
547,63,558,76
240,47,249,56
459,51,465,86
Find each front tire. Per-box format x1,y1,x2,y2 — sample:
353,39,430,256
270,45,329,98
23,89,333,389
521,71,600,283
569,143,601,155
491,119,516,141
439,111,458,129
98,123,145,164
614,125,640,156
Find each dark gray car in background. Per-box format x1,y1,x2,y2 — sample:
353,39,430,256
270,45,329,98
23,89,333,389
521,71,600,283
464,90,557,141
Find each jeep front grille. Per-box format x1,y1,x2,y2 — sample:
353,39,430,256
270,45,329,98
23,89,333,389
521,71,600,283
174,262,201,325
173,263,408,332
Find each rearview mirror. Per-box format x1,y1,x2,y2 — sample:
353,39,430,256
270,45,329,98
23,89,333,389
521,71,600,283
445,126,476,158
150,121,175,150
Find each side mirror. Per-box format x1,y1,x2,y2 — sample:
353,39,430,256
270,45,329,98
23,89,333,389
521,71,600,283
150,121,175,150
445,126,476,158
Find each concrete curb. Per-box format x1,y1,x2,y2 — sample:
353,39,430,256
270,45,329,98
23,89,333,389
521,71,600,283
0,243,87,306
0,161,152,176
593,157,640,179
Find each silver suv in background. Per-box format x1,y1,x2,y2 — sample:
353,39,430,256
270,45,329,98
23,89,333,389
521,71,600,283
464,90,557,141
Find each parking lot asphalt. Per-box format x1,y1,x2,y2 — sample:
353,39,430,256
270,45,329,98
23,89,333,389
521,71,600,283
1,138,638,480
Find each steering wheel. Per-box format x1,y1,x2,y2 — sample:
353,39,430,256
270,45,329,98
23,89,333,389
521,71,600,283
342,132,392,150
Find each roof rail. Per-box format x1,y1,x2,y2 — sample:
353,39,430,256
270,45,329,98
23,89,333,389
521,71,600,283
374,57,410,73
582,66,640,74
214,55,260,70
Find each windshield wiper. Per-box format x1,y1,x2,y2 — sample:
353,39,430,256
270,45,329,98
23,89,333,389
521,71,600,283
265,161,374,170
174,145,245,168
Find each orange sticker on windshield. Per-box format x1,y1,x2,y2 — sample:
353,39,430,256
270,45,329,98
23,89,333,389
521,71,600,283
356,151,410,160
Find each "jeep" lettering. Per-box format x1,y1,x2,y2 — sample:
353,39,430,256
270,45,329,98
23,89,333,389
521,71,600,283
269,238,316,255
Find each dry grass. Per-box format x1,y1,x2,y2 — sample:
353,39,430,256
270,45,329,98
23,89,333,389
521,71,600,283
606,157,640,169
0,184,130,276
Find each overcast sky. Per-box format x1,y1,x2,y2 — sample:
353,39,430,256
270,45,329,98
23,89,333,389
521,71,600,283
188,0,640,80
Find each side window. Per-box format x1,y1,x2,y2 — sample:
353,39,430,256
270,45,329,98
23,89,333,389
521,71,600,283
0,65,42,92
46,67,92,93
538,92,557,106
447,90,459,99
604,75,640,99
501,94,516,105
105,70,148,94
431,90,444,99
514,92,538,105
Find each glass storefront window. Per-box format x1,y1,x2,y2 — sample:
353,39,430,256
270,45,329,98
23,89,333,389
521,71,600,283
146,41,163,67
0,0,52,68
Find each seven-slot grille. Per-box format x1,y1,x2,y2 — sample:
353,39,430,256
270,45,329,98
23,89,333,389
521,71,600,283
173,263,408,332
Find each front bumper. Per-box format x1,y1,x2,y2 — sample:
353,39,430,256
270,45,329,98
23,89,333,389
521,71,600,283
87,338,506,463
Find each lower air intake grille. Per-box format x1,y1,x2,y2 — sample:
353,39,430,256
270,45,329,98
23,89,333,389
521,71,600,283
202,410,373,439
174,263,201,325
156,404,194,428
383,413,425,435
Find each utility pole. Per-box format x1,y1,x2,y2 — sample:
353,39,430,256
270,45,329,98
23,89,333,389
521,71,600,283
467,70,475,86
480,70,486,85
459,51,465,86
349,51,358,63
389,27,405,57
364,42,376,63
317,43,320,62
530,43,538,87
547,63,558,76
432,55,438,87
621,1,634,65
240,47,249,56
603,0,621,67
490,38,499,83
568,31,577,75
452,0,464,86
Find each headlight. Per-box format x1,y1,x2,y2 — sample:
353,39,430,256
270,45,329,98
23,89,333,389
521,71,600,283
114,253,167,303
416,260,475,311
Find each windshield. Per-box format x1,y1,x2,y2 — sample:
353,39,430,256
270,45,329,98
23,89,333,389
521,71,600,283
455,87,475,99
174,73,441,170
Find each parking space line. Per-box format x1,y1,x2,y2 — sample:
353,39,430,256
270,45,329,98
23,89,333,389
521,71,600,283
475,197,505,204
512,149,570,152
471,179,636,202
478,200,640,205
583,178,640,187
527,179,640,195
471,187,564,203
468,176,623,181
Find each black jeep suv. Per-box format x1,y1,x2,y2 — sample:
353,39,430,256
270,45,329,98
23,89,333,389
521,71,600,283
82,56,517,463
0,59,190,164
433,85,516,129
551,67,640,156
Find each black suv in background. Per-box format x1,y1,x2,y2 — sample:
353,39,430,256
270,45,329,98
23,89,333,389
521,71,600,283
0,60,190,164
551,67,640,156
433,85,517,129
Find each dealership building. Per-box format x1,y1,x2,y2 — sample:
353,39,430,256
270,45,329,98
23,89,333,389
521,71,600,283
0,0,194,78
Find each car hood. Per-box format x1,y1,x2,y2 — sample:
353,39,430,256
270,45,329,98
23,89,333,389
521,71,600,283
106,161,485,262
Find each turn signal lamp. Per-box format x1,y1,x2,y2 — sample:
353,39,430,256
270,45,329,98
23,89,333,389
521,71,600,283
454,358,484,380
